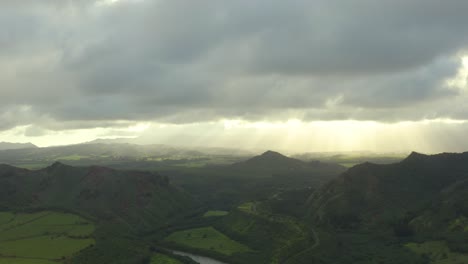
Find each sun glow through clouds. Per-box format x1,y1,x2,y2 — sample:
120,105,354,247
447,55,468,91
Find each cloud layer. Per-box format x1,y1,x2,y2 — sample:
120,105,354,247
1,0,468,132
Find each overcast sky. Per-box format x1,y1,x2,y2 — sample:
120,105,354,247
1,0,468,152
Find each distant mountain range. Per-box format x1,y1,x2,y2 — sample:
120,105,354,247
0,142,37,150
0,142,252,169
83,138,255,156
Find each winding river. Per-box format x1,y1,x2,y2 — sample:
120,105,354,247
171,250,229,264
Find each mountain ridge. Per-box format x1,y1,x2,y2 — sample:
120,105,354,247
233,150,303,167
232,150,344,171
308,150,468,229
0,162,195,232
0,141,38,150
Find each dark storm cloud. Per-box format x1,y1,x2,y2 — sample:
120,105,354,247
1,0,468,131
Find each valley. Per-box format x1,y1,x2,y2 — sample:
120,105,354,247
0,145,468,264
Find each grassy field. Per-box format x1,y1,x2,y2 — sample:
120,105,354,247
151,253,183,264
203,211,229,217
406,240,468,264
0,212,14,225
0,211,95,263
12,163,50,170
58,155,89,161
165,226,250,255
238,202,257,214
0,259,57,264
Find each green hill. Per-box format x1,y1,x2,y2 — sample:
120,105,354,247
297,151,468,264
232,150,307,169
0,163,196,263
232,150,345,175
0,162,193,230
308,152,468,228
169,150,346,210
228,150,346,189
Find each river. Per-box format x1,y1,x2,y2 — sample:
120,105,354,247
171,250,229,264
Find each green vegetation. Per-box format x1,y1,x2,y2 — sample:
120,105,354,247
0,143,249,171
0,259,56,264
293,151,405,167
151,253,183,264
58,154,89,161
165,226,251,255
0,211,95,263
298,152,468,264
286,230,427,264
203,211,229,217
3,147,468,264
216,205,314,264
0,161,196,264
448,216,468,232
0,236,94,259
406,241,468,264
0,150,344,263
0,212,14,225
238,202,257,214
0,211,94,240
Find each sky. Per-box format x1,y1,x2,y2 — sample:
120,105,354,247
1,0,468,153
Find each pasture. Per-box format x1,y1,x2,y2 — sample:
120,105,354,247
165,226,250,255
237,202,257,214
0,211,95,263
151,253,183,264
406,241,468,264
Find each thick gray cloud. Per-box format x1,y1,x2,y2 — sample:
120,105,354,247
1,0,468,131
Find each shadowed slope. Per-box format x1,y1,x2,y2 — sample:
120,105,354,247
308,151,468,228
0,162,194,232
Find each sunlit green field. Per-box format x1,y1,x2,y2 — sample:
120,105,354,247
340,162,359,168
0,258,57,264
165,226,250,255
58,155,89,161
238,202,257,215
151,253,183,264
0,211,95,263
